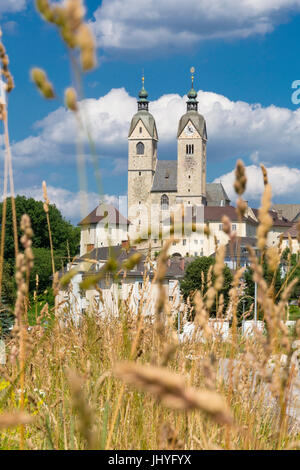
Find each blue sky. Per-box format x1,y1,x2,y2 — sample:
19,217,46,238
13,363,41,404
1,0,300,222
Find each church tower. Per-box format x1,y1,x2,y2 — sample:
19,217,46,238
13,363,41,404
128,77,158,227
177,69,207,206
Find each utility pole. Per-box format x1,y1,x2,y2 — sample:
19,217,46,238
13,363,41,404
254,282,258,324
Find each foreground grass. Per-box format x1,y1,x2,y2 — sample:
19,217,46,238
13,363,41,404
0,305,299,450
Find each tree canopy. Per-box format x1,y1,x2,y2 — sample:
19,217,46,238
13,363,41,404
0,195,80,265
180,256,233,317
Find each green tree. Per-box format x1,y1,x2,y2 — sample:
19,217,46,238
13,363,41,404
180,256,233,317
30,247,67,294
244,258,282,305
285,253,300,300
0,195,80,265
0,262,15,337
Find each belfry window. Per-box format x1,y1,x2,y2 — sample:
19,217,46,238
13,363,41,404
136,142,145,155
161,194,169,211
186,144,194,155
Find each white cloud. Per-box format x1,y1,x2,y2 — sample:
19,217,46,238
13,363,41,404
0,0,27,16
214,165,300,203
10,87,300,171
91,0,300,53
16,185,119,222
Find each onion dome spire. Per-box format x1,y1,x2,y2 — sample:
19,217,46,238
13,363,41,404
138,73,149,111
187,66,198,112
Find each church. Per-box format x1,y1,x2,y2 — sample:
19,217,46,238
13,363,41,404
79,72,290,259
127,72,230,227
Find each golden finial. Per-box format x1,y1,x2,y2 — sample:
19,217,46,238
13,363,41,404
142,68,145,86
190,66,195,87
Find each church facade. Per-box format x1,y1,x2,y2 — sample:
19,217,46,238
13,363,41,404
127,74,230,253
128,75,209,216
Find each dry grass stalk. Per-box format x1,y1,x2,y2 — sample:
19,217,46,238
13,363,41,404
35,0,96,71
66,368,95,450
31,68,55,99
42,181,55,280
114,361,233,425
65,87,78,111
257,183,273,251
261,164,269,186
14,215,34,449
234,159,247,196
0,413,34,430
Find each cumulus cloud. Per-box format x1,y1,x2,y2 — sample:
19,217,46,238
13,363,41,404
15,185,119,223
10,87,300,171
0,0,27,16
91,0,300,53
213,165,300,203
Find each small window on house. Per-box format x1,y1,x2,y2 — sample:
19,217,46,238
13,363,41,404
232,224,237,231
139,171,142,176
188,175,191,179
183,239,186,246
136,142,145,155
161,194,169,210
219,224,223,231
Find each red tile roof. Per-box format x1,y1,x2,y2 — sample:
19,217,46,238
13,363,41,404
252,209,293,228
203,206,258,224
78,204,130,226
282,223,300,239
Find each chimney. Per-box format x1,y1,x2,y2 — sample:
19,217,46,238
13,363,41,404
122,240,130,250
277,209,283,220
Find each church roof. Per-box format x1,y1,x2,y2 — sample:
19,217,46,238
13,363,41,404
151,160,177,192
177,110,207,139
128,110,157,138
206,183,230,206
151,166,232,205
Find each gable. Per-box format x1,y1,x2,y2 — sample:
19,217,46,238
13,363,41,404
129,119,151,139
178,120,202,139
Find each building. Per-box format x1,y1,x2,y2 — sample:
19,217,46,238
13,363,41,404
78,204,130,256
272,204,300,223
57,245,186,320
281,223,300,254
127,73,231,243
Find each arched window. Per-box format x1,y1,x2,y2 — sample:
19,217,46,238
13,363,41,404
136,142,145,155
161,194,169,211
